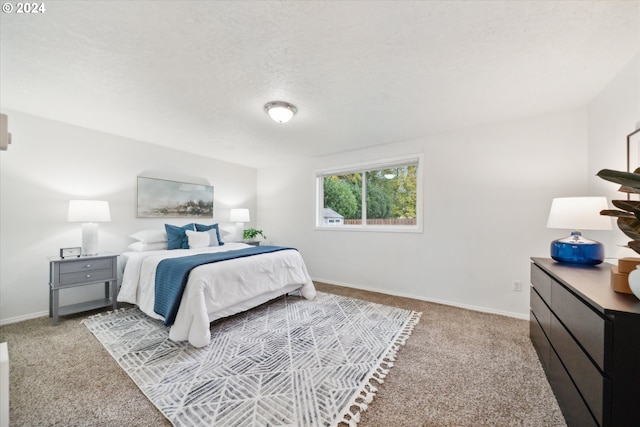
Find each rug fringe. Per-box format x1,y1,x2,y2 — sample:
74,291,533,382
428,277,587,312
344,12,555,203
333,310,422,427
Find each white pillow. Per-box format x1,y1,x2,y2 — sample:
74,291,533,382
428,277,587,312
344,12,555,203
129,229,167,244
186,230,210,249
127,241,168,252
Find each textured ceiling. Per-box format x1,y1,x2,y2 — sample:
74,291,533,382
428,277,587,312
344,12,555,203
1,1,639,168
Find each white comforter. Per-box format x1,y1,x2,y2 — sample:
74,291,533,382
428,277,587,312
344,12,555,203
118,243,316,347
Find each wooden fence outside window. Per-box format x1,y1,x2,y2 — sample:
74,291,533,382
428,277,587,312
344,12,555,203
343,218,417,226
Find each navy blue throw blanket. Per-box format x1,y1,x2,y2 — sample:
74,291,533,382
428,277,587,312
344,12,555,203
154,246,296,326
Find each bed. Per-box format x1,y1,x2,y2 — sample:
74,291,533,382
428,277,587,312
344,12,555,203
118,242,316,347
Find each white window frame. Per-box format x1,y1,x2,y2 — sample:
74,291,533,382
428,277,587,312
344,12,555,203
315,154,423,233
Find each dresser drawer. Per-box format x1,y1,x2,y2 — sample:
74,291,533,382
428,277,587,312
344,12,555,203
59,258,113,274
531,287,551,337
551,279,610,372
531,263,552,305
530,310,550,373
549,348,599,427
550,313,609,426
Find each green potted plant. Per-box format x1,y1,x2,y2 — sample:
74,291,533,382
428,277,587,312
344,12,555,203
597,168,640,254
243,228,266,242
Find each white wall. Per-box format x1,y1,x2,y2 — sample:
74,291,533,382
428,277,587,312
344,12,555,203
587,54,640,259
2,54,635,324
0,110,257,324
258,108,589,318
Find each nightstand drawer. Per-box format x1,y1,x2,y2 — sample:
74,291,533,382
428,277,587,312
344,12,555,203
60,268,114,286
59,258,113,274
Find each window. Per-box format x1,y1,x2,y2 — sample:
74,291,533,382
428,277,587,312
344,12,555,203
316,155,422,232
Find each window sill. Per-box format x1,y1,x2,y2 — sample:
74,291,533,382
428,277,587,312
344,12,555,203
314,225,423,234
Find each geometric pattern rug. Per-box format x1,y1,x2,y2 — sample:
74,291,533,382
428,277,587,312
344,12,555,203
83,291,421,427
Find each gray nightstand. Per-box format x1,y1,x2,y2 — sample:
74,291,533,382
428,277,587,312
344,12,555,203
48,254,118,325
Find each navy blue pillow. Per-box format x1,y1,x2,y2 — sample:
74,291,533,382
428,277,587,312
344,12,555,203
165,223,195,249
195,223,224,246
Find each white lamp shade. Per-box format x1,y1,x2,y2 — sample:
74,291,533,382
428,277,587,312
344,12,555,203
229,208,250,223
67,200,111,222
546,197,612,230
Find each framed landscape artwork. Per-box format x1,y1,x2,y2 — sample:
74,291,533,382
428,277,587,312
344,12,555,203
137,177,214,218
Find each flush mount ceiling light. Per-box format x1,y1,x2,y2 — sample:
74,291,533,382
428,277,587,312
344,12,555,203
264,101,297,123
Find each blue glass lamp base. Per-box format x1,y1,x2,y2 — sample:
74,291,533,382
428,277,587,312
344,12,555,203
550,232,604,265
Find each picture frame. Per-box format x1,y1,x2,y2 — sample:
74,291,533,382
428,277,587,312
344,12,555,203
137,177,214,218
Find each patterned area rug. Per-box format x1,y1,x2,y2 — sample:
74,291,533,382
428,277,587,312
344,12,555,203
84,291,421,427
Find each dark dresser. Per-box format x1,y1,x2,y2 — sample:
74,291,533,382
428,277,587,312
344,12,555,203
530,257,640,427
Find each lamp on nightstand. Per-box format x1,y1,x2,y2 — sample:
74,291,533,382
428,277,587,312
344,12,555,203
67,200,111,256
230,208,250,242
546,197,612,265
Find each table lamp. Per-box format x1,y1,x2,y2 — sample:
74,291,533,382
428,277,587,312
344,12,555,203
230,208,250,242
546,197,612,265
67,200,111,256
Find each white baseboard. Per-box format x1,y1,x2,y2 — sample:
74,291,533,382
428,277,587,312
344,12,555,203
312,277,529,321
0,310,48,326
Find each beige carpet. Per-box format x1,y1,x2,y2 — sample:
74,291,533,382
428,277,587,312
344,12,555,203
0,282,566,426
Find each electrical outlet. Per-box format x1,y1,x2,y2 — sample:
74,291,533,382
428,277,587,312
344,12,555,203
512,280,522,292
